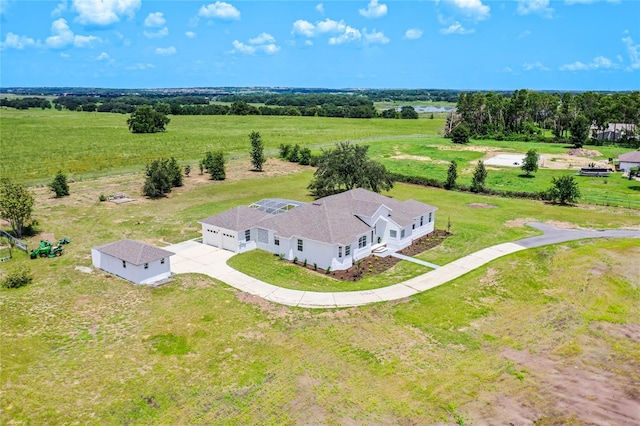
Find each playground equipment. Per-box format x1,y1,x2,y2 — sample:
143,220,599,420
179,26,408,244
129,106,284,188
30,240,64,259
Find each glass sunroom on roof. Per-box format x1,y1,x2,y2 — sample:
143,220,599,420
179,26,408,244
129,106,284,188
249,198,305,215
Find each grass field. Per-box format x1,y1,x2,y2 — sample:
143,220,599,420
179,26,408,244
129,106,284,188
1,166,638,424
0,109,440,184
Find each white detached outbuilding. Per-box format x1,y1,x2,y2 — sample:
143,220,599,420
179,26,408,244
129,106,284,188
91,239,174,285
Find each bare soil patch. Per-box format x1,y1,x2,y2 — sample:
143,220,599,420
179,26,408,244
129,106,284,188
568,148,603,157
390,154,449,165
499,346,640,425
427,144,505,153
467,202,499,208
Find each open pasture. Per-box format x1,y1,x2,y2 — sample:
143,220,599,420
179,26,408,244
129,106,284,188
1,167,639,424
0,109,440,184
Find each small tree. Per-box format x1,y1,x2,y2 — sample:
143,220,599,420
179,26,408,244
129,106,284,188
444,160,458,190
249,131,266,171
49,170,70,197
0,178,34,238
279,143,292,159
184,164,191,177
143,159,171,199
288,144,300,162
400,106,418,119
204,150,226,180
547,175,581,205
299,147,312,166
198,160,204,175
1,265,33,289
166,157,183,188
470,160,487,193
451,124,470,144
521,149,539,176
127,105,170,133
570,114,590,148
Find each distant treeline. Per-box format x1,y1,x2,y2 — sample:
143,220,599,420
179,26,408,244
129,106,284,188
0,97,52,110
449,89,640,143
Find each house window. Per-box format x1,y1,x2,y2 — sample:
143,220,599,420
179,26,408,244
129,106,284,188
345,245,351,256
420,216,424,226
390,230,397,238
161,258,165,264
122,260,126,268
245,229,251,241
274,236,280,246
429,212,432,222
401,229,406,238
412,224,415,230
358,235,367,248
144,263,149,270
297,239,303,252
338,246,343,258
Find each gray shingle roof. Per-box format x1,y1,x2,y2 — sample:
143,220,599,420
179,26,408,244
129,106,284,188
199,206,271,232
259,188,437,245
619,151,640,163
94,239,174,265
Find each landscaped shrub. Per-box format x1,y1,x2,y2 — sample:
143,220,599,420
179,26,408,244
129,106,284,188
1,265,33,289
99,194,107,202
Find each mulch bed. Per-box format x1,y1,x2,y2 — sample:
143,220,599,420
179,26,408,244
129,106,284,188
291,230,452,282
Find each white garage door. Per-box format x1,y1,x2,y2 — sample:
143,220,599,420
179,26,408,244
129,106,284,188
222,232,236,251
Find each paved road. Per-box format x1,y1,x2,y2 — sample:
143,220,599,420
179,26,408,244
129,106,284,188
167,222,640,309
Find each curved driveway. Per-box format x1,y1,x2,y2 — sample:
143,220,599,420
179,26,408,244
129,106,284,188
167,222,640,309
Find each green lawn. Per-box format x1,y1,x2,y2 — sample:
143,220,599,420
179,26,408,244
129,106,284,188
227,249,430,292
0,109,442,184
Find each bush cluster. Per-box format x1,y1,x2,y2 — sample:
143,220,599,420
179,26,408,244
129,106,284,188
1,265,33,289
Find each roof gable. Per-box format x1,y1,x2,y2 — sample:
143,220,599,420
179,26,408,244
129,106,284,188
199,206,271,231
94,239,173,265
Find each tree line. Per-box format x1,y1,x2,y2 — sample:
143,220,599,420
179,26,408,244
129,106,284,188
449,89,640,146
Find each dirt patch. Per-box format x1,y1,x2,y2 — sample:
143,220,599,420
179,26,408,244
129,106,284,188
427,144,505,153
500,347,640,425
540,153,609,170
467,203,498,208
504,218,538,228
568,148,603,157
390,154,449,165
592,322,640,342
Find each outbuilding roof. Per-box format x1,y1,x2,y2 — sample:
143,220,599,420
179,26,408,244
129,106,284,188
199,206,271,231
619,151,640,163
93,239,174,265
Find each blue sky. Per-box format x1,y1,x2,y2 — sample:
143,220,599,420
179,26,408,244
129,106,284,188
1,0,639,90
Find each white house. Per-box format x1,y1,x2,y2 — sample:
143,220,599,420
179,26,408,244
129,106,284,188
618,151,640,174
199,188,437,271
92,239,174,285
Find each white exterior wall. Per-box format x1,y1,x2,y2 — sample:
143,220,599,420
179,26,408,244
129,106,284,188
619,161,640,173
91,249,171,285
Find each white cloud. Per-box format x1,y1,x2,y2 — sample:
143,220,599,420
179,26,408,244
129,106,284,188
317,18,346,34
249,32,275,44
516,0,554,18
363,29,389,44
231,34,280,55
60,52,70,58
518,30,531,38
305,39,314,46
95,51,111,61
504,67,513,72
72,0,141,26
316,3,324,13
560,55,618,71
186,31,196,38
622,34,640,70
52,0,67,17
155,46,177,55
440,21,474,35
144,12,166,28
523,61,550,71
0,0,12,15
126,63,155,70
447,0,490,21
292,19,316,37
329,26,361,45
199,2,240,20
144,27,169,39
0,32,37,50
404,28,423,40
46,18,101,49
359,0,387,19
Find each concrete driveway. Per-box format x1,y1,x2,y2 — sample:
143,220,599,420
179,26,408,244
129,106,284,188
166,224,640,309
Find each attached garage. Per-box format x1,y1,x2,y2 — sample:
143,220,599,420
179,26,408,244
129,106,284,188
199,206,269,253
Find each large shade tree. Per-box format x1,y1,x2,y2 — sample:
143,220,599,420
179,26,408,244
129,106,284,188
308,141,394,198
0,178,35,238
127,105,170,133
